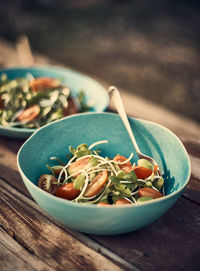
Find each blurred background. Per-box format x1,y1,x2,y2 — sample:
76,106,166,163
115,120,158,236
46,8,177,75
0,0,200,123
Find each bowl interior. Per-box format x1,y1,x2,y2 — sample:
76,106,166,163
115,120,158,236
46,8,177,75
18,112,190,196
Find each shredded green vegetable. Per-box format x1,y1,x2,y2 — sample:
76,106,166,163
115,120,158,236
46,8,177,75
0,73,91,128
38,140,165,205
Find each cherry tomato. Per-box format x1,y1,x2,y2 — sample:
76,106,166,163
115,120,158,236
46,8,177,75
68,157,90,177
17,105,40,123
133,165,153,179
97,202,110,206
138,187,163,199
153,165,160,174
56,183,80,200
63,96,79,116
38,174,58,194
115,198,133,205
113,155,132,173
30,77,60,92
84,170,108,197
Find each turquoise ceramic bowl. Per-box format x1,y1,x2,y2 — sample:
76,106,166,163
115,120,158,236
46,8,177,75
0,66,109,139
17,113,191,235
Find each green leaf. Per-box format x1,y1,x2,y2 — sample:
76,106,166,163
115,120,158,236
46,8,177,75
126,182,138,190
29,92,49,105
110,176,119,184
77,143,88,151
136,180,146,186
114,184,132,197
124,170,137,182
138,159,154,170
137,196,153,203
116,170,126,179
88,156,99,167
73,174,85,190
153,177,164,191
71,143,91,158
75,150,90,158
69,146,76,155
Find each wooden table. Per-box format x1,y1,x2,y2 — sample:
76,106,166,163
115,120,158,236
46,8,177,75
0,39,200,271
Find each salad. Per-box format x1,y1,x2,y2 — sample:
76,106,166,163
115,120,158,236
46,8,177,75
37,140,165,206
0,74,90,128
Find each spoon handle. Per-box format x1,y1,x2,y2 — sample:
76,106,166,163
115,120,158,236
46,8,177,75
109,86,141,155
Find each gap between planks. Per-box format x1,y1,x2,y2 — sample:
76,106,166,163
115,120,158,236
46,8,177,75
0,226,55,271
0,178,141,271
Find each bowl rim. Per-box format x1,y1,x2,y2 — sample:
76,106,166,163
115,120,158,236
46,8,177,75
17,111,191,209
0,65,109,134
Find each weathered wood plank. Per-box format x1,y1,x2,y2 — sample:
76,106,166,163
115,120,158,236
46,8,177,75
90,197,200,271
108,88,200,142
183,174,200,204
0,137,31,198
0,227,54,271
0,179,128,271
182,138,200,159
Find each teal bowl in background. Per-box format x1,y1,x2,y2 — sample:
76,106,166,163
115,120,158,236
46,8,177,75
17,112,191,235
0,66,109,139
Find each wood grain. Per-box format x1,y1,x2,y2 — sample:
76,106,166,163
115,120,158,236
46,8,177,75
108,88,200,142
0,179,124,271
90,197,200,271
0,227,54,271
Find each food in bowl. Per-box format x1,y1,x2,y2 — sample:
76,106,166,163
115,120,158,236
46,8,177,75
37,140,165,205
0,74,90,128
17,113,191,234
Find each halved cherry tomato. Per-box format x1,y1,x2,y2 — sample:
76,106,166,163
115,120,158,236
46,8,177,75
68,157,90,177
115,198,133,205
133,164,159,179
38,174,58,194
56,183,80,200
153,165,159,173
133,165,153,179
97,202,110,206
84,170,108,197
30,77,60,92
63,96,78,116
138,187,163,199
113,155,132,173
17,105,40,122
